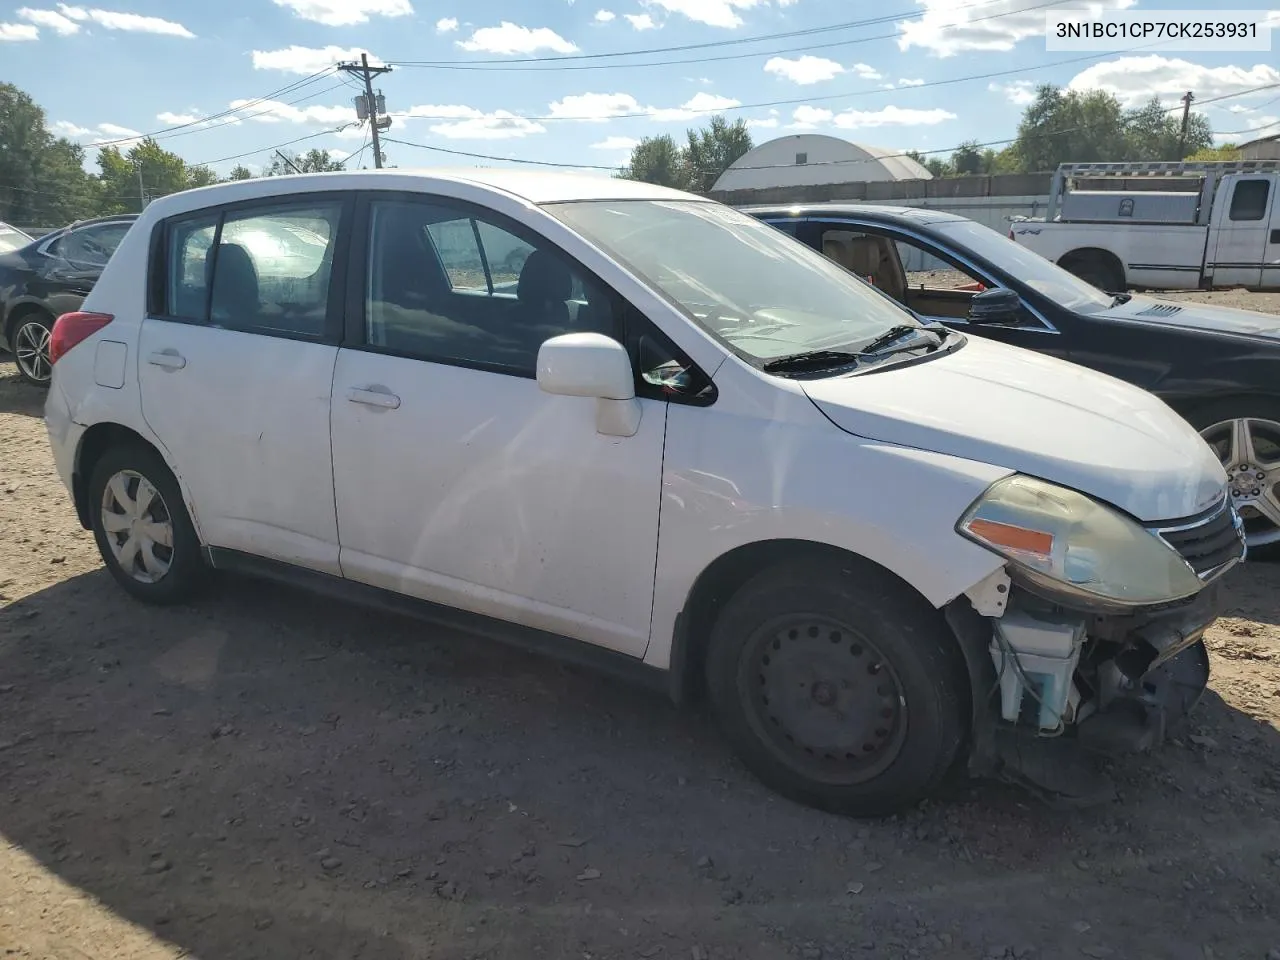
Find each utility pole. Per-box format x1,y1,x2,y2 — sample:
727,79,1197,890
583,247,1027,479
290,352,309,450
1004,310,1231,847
135,161,147,211
339,54,392,168
1178,91,1195,158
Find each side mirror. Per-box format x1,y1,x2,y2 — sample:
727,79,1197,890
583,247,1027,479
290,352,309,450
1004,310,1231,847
537,333,642,437
967,288,1022,326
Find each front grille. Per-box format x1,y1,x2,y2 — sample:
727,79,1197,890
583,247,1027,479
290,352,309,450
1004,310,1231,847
1152,498,1245,578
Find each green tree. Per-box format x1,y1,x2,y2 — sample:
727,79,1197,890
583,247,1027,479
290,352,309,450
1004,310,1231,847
266,148,346,176
1121,96,1213,161
95,138,208,214
1185,143,1241,161
950,140,985,176
619,134,687,189
1012,86,1132,172
682,115,753,193
0,83,96,226
227,164,255,181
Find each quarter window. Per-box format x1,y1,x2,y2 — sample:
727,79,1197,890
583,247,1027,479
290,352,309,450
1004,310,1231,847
1229,179,1270,222
60,222,132,267
365,199,615,376
165,213,218,321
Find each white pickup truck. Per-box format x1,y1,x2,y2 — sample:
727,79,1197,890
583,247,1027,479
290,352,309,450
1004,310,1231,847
1009,160,1280,293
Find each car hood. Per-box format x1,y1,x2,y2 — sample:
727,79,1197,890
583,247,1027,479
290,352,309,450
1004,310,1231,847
802,336,1227,523
1097,295,1280,338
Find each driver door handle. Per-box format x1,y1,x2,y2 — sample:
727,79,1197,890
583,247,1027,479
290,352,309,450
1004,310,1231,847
147,349,186,370
346,386,401,409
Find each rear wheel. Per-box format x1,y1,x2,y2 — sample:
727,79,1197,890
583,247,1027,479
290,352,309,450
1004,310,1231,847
10,312,54,386
88,445,206,603
1060,253,1123,293
706,559,968,817
1186,399,1280,560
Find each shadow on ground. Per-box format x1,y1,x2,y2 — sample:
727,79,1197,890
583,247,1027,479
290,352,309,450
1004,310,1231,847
0,361,46,419
1,564,1279,959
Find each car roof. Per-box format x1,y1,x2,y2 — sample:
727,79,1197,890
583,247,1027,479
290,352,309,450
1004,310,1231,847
141,168,701,221
740,202,969,226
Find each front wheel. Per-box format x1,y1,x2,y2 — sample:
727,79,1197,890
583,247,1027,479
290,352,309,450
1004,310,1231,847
1186,399,1280,560
706,559,969,817
11,313,54,386
88,445,206,604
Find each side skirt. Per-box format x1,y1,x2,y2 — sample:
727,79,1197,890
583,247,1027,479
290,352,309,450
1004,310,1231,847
205,547,672,699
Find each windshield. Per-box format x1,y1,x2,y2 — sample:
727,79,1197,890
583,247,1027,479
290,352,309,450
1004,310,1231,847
933,219,1114,312
0,225,31,254
544,199,918,362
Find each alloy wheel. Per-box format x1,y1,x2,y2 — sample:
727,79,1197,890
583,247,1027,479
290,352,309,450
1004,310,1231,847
100,470,176,584
13,318,52,384
1200,417,1280,550
742,615,908,785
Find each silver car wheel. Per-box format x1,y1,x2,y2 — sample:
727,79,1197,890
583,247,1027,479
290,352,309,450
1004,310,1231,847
99,470,176,584
1200,417,1280,550
13,318,52,384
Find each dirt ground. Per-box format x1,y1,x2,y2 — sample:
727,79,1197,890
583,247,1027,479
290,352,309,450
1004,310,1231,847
1,291,1279,960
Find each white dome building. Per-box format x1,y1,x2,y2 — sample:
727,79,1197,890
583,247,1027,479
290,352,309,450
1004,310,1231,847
713,134,932,192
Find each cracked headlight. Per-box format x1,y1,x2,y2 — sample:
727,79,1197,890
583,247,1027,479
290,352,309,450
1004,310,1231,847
957,475,1204,610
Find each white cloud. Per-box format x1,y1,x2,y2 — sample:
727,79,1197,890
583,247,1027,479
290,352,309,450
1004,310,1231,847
431,111,546,139
899,0,1135,57
53,120,145,148
646,0,790,29
746,116,779,128
458,22,578,54
156,111,201,125
1229,103,1252,114
230,98,352,124
252,45,382,73
649,91,742,120
1068,56,1280,107
625,12,657,28
271,0,412,26
790,104,955,130
0,21,39,39
403,103,492,119
764,55,844,85
17,7,79,34
436,16,458,32
594,9,615,20
899,77,924,87
53,120,92,136
547,90,741,122
591,135,639,150
852,63,881,80
59,7,195,36
989,80,1036,105
97,122,141,137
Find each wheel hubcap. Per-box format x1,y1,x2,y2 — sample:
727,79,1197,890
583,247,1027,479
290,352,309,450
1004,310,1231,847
1201,418,1280,549
100,470,175,584
744,617,907,785
14,320,52,383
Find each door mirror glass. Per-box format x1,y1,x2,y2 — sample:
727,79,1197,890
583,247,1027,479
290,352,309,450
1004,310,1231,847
537,333,635,400
968,288,1022,325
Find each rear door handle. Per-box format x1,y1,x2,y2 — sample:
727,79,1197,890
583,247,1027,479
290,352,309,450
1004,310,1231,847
147,349,186,371
346,386,401,409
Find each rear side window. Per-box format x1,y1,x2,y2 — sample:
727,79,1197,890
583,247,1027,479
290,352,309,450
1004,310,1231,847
154,200,344,338
1229,180,1270,222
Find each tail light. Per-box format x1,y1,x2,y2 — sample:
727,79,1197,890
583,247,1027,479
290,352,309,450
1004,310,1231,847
49,311,113,365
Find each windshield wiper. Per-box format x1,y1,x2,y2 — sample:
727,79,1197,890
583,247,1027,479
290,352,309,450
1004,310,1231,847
762,350,865,374
856,324,944,356
1111,293,1132,306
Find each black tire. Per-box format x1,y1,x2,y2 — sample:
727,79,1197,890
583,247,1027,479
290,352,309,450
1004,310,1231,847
1182,397,1280,562
706,558,969,817
88,444,206,604
1061,254,1122,293
9,311,54,387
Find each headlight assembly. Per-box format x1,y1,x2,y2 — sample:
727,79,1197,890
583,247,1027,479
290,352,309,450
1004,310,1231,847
957,475,1204,610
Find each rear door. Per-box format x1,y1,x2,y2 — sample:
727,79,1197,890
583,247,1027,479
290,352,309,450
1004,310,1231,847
138,193,352,576
1209,175,1275,288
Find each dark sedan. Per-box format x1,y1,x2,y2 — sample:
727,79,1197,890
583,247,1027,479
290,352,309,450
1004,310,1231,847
0,214,137,386
745,203,1280,555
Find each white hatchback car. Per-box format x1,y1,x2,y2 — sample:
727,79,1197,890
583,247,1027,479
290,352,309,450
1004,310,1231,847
45,170,1244,815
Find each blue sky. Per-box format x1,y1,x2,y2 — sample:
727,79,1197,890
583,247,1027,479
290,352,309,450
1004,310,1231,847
3,0,1279,177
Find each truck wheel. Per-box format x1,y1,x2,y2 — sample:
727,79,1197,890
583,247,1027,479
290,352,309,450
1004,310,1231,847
1185,399,1280,561
705,558,969,817
1061,253,1123,293
88,444,206,604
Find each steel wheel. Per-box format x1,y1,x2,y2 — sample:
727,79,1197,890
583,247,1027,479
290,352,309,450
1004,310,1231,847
1200,417,1280,550
99,469,176,584
13,316,52,385
743,615,908,786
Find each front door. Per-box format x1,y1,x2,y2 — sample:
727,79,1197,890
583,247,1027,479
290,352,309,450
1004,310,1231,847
138,195,350,575
1210,175,1276,288
329,194,668,656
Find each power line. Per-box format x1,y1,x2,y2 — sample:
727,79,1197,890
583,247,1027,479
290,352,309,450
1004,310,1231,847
385,0,1061,71
380,81,1280,174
